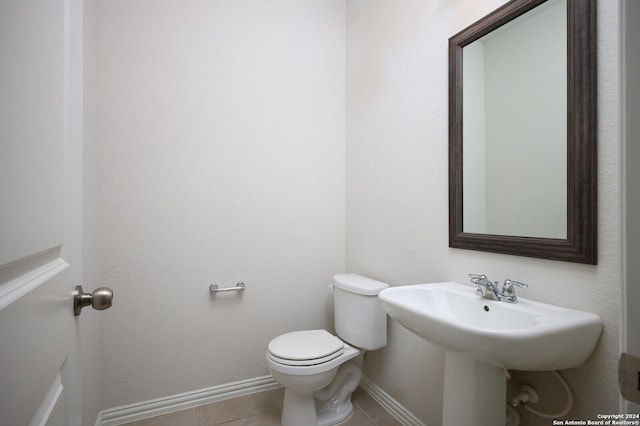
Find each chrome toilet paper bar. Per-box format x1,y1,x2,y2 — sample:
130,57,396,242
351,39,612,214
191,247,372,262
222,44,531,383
209,281,246,294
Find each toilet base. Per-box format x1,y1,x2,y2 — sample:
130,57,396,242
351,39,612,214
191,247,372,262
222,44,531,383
317,400,353,426
274,354,363,426
281,389,318,426
281,392,354,426
280,391,354,426
314,355,362,426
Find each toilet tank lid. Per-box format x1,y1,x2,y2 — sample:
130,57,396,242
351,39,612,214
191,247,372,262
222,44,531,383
332,274,389,296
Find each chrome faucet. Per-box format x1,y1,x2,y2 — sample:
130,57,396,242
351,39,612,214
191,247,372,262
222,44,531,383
468,274,528,303
500,278,529,303
468,274,501,300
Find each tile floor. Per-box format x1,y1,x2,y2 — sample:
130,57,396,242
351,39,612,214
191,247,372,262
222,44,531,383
122,387,402,426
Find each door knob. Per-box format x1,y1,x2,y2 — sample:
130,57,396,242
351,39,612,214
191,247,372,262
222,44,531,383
73,285,113,316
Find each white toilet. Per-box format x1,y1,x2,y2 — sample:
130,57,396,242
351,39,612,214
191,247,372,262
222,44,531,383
266,274,389,426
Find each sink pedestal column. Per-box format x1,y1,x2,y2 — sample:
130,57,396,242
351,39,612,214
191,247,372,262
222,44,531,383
442,352,506,426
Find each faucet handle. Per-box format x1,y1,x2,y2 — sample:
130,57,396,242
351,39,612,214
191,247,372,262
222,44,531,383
502,279,528,295
468,273,487,284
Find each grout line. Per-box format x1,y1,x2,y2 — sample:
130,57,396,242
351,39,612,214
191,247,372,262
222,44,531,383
352,395,378,425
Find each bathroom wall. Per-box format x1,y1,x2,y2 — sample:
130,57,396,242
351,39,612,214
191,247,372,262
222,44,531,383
91,0,346,408
346,1,620,425
88,0,622,422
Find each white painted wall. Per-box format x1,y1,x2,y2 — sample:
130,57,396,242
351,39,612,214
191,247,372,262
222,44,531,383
90,0,346,408
86,0,623,422
347,1,620,425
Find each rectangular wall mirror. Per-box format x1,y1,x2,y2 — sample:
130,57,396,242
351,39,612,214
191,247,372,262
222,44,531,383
448,0,597,264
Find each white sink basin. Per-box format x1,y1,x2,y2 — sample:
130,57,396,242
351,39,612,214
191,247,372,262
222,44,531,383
378,282,602,370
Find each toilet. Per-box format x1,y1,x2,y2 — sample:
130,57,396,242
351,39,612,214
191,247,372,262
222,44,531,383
266,274,389,426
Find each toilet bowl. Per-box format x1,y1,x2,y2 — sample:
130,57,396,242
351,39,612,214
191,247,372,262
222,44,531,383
266,274,389,426
266,330,362,426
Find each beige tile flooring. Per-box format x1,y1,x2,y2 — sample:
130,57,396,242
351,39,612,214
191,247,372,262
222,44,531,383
122,387,402,426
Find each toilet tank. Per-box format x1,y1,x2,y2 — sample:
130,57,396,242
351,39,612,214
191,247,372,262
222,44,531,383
332,274,389,351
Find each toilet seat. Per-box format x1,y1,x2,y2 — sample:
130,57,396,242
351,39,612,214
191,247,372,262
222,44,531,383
268,330,344,366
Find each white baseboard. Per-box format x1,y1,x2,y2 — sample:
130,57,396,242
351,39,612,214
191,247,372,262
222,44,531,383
359,376,426,426
95,374,425,426
96,375,280,426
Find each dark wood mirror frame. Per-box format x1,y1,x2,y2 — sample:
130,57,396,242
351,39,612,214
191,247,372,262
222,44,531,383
448,0,597,264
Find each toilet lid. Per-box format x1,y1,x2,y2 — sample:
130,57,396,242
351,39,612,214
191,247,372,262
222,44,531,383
268,330,344,366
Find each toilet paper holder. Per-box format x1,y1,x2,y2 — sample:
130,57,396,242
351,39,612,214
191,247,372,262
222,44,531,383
209,281,246,294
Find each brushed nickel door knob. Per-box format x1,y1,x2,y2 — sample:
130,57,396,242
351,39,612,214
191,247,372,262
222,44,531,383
73,285,113,316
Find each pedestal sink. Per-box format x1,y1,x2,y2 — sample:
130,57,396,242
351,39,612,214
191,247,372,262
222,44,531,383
378,282,602,426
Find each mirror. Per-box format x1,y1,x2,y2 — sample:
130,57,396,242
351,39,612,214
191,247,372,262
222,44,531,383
463,0,567,239
449,0,597,264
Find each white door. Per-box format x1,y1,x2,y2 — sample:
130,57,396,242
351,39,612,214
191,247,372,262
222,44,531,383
0,0,86,424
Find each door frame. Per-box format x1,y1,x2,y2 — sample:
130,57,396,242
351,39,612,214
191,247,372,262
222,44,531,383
621,0,640,414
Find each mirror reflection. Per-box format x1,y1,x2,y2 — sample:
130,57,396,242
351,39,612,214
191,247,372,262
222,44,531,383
462,0,567,239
